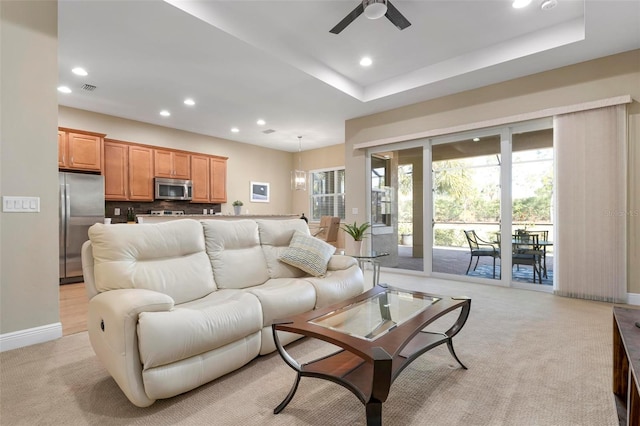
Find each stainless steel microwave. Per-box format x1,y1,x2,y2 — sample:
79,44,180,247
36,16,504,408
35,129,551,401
155,178,193,201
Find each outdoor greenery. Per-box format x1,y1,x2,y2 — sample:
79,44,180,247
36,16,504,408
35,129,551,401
396,150,553,248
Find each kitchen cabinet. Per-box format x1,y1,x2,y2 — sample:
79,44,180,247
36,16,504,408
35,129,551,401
103,141,128,200
209,156,227,203
128,145,154,201
154,149,190,179
58,127,104,172
190,155,227,203
103,139,154,201
190,154,210,203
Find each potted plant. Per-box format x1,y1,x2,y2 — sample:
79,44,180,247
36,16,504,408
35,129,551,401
341,221,371,255
232,200,243,215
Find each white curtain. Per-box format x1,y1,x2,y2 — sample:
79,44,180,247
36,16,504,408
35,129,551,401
554,105,627,302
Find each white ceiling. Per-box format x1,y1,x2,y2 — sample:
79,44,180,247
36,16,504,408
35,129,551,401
58,0,640,152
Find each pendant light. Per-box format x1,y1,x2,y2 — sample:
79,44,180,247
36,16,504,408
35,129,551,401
291,136,307,191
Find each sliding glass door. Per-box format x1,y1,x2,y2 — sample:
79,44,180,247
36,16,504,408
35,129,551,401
431,132,502,281
510,126,554,287
367,119,554,290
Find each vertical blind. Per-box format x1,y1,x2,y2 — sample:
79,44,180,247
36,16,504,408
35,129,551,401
554,105,627,302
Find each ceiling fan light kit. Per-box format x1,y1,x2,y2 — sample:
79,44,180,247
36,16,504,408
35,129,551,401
364,0,387,20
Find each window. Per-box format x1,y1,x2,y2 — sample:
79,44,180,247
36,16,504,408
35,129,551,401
310,168,345,220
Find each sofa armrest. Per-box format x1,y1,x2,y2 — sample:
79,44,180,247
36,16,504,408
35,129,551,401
87,289,174,407
327,254,358,271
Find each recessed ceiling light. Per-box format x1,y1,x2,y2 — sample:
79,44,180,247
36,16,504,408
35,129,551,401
512,0,532,8
473,137,480,142
540,0,557,10
360,57,373,67
71,67,88,76
184,98,195,106
57,86,72,94
160,110,171,117
256,119,266,126
231,127,239,133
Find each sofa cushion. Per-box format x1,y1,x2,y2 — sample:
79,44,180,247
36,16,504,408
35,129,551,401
279,231,336,277
245,278,316,327
88,219,215,305
303,265,365,308
137,289,262,370
256,219,310,279
201,219,270,289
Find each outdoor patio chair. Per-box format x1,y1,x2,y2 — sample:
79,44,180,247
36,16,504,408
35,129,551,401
512,232,542,284
464,230,500,278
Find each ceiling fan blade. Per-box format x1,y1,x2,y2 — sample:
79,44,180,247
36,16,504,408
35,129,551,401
330,3,365,34
385,1,411,30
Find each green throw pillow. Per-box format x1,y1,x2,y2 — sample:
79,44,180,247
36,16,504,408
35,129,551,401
279,231,336,277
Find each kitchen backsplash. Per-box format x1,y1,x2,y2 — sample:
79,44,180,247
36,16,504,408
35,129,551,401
105,201,222,223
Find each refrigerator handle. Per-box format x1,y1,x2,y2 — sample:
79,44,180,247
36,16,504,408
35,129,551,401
65,184,71,248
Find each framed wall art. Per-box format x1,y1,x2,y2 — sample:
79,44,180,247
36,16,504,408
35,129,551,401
250,181,269,203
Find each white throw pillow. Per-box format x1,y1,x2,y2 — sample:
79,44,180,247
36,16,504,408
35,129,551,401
278,231,335,277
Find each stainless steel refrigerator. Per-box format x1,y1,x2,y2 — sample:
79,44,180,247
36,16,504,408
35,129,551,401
59,172,105,284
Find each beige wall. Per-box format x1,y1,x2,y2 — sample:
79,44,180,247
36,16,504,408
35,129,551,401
344,49,640,293
59,107,294,215
1,2,60,335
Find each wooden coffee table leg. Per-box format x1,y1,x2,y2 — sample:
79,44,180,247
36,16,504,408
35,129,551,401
365,401,382,426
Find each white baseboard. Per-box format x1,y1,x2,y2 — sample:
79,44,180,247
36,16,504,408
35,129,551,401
0,323,62,352
627,293,640,306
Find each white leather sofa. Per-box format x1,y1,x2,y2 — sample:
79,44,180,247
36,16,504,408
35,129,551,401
81,218,364,407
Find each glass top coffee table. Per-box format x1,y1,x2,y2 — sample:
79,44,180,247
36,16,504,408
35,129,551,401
272,284,471,426
344,250,389,286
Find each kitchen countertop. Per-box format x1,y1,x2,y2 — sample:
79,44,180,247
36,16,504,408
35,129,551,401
137,214,300,223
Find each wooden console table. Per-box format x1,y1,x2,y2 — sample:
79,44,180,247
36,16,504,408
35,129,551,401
613,306,640,425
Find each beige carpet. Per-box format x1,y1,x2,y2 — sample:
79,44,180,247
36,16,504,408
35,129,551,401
0,274,621,425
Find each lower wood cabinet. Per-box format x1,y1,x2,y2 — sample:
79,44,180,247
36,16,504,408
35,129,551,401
104,139,153,201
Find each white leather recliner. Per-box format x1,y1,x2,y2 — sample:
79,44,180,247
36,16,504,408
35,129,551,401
82,218,364,407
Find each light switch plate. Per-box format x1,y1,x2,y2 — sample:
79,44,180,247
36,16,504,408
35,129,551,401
2,196,40,213
352,207,358,214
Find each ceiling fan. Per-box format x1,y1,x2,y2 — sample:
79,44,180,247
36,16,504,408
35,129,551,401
330,0,411,34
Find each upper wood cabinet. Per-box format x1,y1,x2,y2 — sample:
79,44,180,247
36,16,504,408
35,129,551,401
190,154,227,203
210,157,227,203
58,127,104,172
102,135,227,204
190,154,210,203
103,141,128,200
103,139,154,201
129,145,154,201
154,149,190,179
